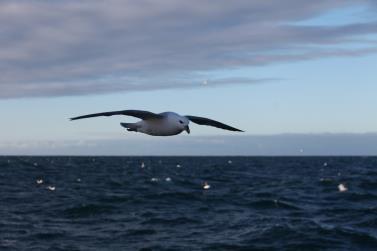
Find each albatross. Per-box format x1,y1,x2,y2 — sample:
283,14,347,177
70,109,243,136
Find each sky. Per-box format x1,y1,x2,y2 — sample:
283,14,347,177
1,0,377,155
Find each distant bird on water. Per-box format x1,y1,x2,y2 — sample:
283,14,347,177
70,109,243,136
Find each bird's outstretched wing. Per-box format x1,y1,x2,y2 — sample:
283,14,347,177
70,110,163,121
185,115,244,132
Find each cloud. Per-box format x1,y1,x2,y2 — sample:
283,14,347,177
0,0,377,98
0,76,276,99
2,134,377,156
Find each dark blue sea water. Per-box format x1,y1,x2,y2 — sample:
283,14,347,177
0,157,376,250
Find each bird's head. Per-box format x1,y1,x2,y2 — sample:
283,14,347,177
177,117,190,134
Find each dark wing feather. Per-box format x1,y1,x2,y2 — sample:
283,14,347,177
70,110,163,121
185,115,244,132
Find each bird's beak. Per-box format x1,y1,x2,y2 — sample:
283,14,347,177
185,125,190,134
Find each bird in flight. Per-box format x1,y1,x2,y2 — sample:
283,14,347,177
70,109,243,136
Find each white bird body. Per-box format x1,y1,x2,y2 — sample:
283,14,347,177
135,112,189,136
71,109,242,136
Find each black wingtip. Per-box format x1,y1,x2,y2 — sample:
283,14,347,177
234,129,244,132
229,127,244,132
70,116,83,121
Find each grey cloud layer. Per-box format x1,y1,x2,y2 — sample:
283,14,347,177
2,134,377,156
1,0,376,98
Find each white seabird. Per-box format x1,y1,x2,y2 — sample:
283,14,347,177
203,182,211,190
47,186,56,191
338,183,348,192
70,109,243,136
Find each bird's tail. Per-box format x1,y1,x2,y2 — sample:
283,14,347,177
120,122,139,132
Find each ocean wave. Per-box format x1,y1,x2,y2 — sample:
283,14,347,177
1,156,377,250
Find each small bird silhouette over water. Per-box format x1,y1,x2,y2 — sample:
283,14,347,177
70,109,243,136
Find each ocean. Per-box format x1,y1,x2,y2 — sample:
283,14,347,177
0,156,376,250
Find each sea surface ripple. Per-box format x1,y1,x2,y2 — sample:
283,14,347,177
0,157,376,250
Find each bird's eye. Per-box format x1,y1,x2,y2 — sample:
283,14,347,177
179,120,183,124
